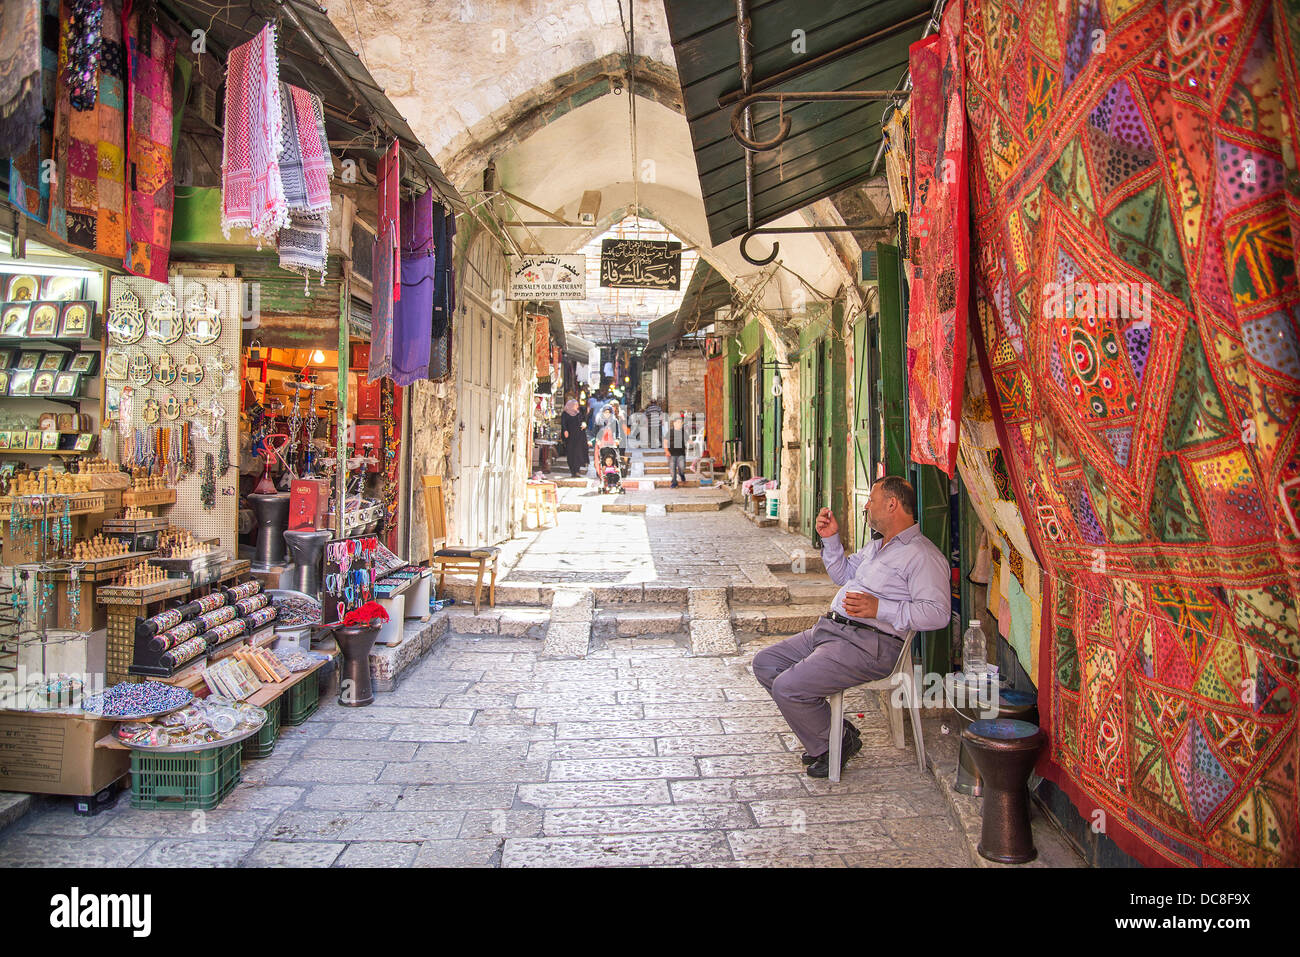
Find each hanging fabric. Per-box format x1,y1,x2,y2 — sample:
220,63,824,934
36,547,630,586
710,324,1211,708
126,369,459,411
275,81,331,286
429,201,455,342
220,22,286,244
7,0,59,222
123,0,175,282
392,189,435,386
65,0,102,110
376,139,400,303
904,6,967,477
368,221,395,383
0,0,44,156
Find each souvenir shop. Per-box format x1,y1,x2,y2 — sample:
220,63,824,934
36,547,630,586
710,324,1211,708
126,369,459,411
0,0,460,813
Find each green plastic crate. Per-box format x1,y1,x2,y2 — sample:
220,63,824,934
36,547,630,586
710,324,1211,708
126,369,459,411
129,741,242,811
281,676,319,726
241,697,280,760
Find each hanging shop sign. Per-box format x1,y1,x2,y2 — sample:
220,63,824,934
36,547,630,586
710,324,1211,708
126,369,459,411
599,240,682,290
508,255,587,300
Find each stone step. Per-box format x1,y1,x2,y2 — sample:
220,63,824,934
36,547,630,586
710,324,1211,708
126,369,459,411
592,608,686,637
595,584,688,605
555,501,727,513
446,604,553,638
729,603,825,635
438,581,555,607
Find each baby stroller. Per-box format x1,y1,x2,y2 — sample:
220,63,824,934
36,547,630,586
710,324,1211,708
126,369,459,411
598,446,626,494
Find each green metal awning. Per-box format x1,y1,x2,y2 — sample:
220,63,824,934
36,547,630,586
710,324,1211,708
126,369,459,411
645,262,737,354
662,0,930,248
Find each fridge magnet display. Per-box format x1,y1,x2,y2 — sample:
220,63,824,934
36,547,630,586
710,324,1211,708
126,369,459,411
58,301,93,337
28,302,59,336
107,289,145,343
146,290,183,344
129,353,153,384
5,275,39,301
178,352,203,386
32,370,56,395
53,372,80,397
1,303,31,336
67,351,98,375
38,352,65,372
10,370,34,395
42,275,84,301
104,349,128,380
154,351,177,385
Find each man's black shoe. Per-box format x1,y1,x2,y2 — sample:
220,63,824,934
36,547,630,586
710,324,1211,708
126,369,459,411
801,720,859,765
806,728,862,778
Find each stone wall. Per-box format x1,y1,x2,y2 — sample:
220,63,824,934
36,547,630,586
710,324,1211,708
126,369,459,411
665,344,706,415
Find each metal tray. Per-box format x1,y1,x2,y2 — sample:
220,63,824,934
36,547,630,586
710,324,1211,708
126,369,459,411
266,588,322,627
115,712,267,753
80,689,194,722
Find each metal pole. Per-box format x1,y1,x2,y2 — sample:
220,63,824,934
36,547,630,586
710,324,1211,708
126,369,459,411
336,267,350,537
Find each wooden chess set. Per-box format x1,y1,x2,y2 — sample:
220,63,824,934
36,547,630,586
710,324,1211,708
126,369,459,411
117,562,168,588
157,527,212,559
128,469,168,492
71,534,129,561
7,465,93,496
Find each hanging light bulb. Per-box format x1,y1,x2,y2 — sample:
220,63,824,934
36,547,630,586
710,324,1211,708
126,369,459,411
312,349,326,364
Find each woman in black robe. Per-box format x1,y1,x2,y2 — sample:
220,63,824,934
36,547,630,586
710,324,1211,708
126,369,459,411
560,397,589,477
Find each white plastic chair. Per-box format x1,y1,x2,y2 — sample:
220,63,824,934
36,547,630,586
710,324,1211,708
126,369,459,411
827,630,924,781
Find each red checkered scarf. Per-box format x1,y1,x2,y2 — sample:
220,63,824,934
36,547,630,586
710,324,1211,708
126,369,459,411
221,22,287,244
291,83,331,210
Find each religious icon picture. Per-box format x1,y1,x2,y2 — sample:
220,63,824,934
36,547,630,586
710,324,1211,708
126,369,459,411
42,275,84,301
0,432,10,450
56,413,73,431
25,431,42,450
74,433,94,451
38,413,56,431
67,351,98,375
53,372,81,397
16,351,40,371
0,372,8,395
0,349,12,369
4,275,39,301
1,303,31,337
9,369,32,395
38,352,65,372
58,301,93,338
28,302,59,337
32,370,56,395
41,430,59,450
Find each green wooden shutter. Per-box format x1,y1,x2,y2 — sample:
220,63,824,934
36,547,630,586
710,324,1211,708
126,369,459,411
877,243,907,479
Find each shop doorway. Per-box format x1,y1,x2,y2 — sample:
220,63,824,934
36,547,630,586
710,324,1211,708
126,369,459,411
454,233,517,546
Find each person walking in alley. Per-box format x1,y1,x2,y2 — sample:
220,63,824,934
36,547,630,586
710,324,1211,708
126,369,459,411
560,395,588,478
664,412,689,488
752,477,950,777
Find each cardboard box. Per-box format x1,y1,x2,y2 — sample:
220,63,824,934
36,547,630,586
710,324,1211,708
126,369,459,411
0,709,129,796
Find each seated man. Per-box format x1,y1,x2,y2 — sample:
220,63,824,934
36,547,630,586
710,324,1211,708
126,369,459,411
753,476,950,777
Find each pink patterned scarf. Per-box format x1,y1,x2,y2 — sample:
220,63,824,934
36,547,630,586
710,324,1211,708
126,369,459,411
221,22,286,244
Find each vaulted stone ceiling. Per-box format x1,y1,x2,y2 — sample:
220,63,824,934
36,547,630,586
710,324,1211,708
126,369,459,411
324,0,891,319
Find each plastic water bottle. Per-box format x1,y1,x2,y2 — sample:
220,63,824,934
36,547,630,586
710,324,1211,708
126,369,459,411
963,619,987,675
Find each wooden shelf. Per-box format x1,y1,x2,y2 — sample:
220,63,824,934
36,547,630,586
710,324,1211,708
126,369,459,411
0,448,86,456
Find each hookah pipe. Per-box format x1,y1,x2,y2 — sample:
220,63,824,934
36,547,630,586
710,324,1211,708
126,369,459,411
253,433,290,495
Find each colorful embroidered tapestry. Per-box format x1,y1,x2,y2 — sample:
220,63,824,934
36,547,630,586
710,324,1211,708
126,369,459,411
8,0,59,222
964,0,1300,867
221,23,286,244
906,0,968,478
50,0,125,258
123,4,174,282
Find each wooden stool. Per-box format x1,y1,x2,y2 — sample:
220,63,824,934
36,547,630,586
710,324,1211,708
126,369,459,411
421,474,500,614
525,481,559,528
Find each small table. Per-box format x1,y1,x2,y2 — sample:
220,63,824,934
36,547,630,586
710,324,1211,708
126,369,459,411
524,482,559,528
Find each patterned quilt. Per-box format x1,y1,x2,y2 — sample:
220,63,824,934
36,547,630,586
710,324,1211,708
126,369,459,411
963,0,1300,866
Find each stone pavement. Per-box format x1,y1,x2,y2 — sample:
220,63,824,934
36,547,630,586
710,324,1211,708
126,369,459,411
0,635,995,868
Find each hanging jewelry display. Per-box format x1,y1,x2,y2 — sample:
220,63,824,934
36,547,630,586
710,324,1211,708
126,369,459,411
129,353,153,385
183,421,195,475
218,420,231,476
154,351,177,385
107,289,146,344
69,565,82,630
178,352,203,387
182,394,200,418
104,349,128,380
142,393,160,424
183,290,222,345
161,393,180,421
382,380,399,534
146,289,183,344
200,453,216,509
